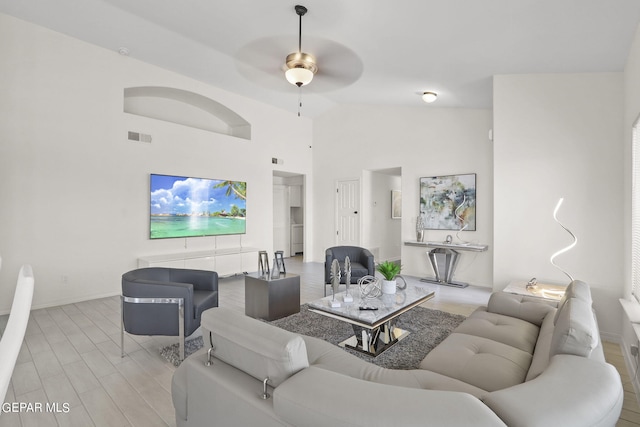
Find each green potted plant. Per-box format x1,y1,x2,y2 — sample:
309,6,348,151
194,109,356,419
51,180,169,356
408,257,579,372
376,261,401,294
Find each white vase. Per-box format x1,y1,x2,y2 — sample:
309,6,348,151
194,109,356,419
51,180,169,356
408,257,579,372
381,279,397,294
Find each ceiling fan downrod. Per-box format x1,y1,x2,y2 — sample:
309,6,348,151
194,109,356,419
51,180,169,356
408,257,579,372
295,5,307,53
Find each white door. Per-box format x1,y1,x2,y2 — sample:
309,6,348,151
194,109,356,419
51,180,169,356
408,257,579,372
336,179,360,246
273,185,290,256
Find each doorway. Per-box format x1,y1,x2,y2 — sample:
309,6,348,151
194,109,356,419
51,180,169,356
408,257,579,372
364,168,402,263
273,184,289,256
273,172,305,258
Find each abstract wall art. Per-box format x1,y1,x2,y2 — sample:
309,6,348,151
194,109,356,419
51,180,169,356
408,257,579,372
419,173,476,231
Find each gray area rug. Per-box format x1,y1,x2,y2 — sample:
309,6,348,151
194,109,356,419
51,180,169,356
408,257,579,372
160,336,205,367
160,304,465,369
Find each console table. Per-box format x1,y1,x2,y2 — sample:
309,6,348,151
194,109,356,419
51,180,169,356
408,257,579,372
404,241,488,288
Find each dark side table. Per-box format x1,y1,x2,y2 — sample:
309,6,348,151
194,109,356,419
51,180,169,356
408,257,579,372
244,272,300,321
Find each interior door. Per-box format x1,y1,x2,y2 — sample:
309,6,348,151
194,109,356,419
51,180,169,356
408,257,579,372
336,179,360,246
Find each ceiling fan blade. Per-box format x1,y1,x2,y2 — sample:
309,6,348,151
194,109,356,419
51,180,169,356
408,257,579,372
234,35,363,93
306,38,363,92
234,36,293,90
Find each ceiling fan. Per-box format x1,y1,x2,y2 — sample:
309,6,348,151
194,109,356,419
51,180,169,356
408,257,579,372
233,4,363,108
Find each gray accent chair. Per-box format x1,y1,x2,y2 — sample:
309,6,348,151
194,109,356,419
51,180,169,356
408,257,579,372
121,267,218,361
324,246,375,296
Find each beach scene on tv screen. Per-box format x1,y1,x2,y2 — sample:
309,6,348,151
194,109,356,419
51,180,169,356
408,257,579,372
150,174,246,239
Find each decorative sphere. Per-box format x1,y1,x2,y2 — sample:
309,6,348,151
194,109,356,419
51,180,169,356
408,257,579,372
358,275,382,299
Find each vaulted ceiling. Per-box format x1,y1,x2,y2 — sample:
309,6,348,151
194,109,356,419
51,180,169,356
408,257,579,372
2,0,640,117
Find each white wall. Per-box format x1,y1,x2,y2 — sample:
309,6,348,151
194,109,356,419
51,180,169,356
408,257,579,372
313,104,494,286
0,14,313,313
493,72,624,338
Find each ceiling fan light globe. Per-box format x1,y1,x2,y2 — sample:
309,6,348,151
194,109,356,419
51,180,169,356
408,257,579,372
286,67,314,86
422,92,438,103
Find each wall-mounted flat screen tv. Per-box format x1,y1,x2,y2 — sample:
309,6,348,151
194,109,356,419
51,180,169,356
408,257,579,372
150,173,246,239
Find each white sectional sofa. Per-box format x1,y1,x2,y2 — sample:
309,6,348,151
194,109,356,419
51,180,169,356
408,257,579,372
172,280,623,427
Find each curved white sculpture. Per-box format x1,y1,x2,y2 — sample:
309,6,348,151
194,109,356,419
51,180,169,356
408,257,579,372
0,265,35,402
550,198,577,282
454,195,471,245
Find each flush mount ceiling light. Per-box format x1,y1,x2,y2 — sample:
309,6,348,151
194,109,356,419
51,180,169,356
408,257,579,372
422,91,438,103
284,5,317,88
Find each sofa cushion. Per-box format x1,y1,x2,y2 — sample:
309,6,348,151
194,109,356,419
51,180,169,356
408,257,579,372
550,297,598,358
554,279,591,324
419,333,532,392
487,292,557,326
455,308,540,353
202,307,309,387
525,310,556,381
302,335,488,398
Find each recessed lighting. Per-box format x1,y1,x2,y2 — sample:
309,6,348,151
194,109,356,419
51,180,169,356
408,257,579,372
118,47,130,56
422,92,438,103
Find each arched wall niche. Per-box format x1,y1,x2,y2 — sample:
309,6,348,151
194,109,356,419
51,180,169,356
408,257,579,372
123,86,251,140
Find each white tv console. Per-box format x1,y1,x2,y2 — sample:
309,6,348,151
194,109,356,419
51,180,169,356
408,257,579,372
138,247,259,277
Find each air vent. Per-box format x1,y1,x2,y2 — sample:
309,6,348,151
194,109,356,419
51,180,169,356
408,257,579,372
128,131,152,143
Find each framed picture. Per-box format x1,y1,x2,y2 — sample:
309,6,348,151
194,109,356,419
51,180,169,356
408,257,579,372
391,190,402,219
419,173,476,231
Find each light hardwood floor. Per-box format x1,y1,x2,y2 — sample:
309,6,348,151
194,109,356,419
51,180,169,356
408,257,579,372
1,256,638,426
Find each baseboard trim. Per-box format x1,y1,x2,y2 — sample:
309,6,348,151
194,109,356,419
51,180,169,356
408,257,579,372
601,331,621,344
0,291,121,316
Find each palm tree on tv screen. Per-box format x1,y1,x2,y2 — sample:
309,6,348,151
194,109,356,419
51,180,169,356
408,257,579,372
214,181,246,200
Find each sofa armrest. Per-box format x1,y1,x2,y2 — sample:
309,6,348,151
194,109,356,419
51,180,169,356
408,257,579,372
122,279,195,335
483,355,623,427
487,292,557,326
274,366,507,427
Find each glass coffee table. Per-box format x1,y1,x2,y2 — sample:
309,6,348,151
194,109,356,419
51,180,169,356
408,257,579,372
308,283,435,357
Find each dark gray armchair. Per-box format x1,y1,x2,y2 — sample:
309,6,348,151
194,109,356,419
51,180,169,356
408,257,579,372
121,267,218,361
324,246,375,296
